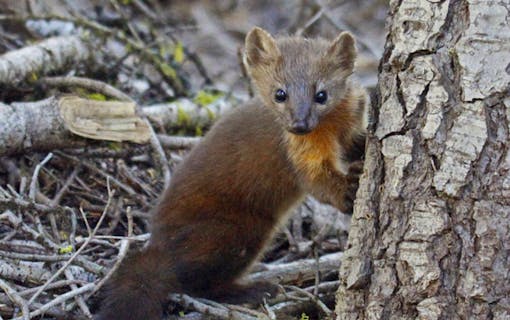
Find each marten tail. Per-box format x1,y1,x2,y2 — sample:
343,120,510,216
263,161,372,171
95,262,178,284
94,246,176,320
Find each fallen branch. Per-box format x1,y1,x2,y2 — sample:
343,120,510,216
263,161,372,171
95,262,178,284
247,251,343,284
143,98,234,130
0,36,94,85
0,96,150,156
157,134,201,149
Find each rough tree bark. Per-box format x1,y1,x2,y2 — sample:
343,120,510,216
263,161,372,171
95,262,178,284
336,1,510,319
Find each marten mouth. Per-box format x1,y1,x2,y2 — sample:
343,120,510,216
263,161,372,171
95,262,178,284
288,119,315,135
288,126,313,135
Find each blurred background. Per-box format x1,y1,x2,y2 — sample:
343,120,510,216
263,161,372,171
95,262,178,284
0,1,388,318
1,0,387,103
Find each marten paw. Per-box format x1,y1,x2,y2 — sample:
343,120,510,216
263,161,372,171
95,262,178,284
341,160,364,214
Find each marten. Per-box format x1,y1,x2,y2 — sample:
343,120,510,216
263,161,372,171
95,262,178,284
94,27,368,320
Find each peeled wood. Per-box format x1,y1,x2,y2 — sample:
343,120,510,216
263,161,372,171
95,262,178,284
59,96,150,143
0,96,150,156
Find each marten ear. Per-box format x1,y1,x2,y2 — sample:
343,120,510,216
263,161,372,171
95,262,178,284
325,31,356,74
244,27,280,67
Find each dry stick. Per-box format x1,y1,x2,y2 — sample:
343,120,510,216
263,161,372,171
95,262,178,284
12,283,95,320
28,152,53,201
118,163,158,198
313,246,320,296
18,280,85,297
135,0,212,85
0,258,51,284
27,178,113,306
69,207,78,247
247,251,343,284
78,233,150,242
0,278,30,320
168,294,261,320
0,250,73,262
56,153,138,196
261,299,277,320
224,302,273,319
312,0,381,58
284,285,332,316
3,190,59,214
64,269,91,318
109,0,144,44
145,121,172,189
295,7,324,36
89,209,133,298
282,226,298,253
40,76,132,102
47,166,80,241
132,0,158,19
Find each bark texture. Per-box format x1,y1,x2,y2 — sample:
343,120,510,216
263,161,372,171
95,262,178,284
0,36,93,85
336,1,510,319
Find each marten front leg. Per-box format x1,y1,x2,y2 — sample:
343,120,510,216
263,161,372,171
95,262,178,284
308,160,363,213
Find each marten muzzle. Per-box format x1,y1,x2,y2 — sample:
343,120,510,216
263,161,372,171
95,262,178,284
289,101,318,135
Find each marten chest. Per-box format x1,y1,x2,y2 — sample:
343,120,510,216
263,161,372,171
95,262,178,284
285,126,346,182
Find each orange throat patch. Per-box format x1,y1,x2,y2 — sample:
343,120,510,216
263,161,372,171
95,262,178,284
285,123,344,182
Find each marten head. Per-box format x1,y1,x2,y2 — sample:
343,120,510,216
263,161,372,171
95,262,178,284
244,27,357,135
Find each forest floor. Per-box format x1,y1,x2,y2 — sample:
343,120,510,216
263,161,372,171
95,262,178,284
0,1,386,319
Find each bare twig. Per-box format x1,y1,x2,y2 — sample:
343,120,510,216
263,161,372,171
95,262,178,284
64,269,92,317
168,294,264,320
13,283,95,320
27,178,114,306
89,209,133,297
0,278,30,320
285,285,332,316
28,152,53,201
40,76,132,102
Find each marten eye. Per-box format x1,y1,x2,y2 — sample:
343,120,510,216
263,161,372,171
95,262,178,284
274,89,287,103
315,91,327,104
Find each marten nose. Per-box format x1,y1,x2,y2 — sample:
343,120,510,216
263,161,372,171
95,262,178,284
290,120,311,135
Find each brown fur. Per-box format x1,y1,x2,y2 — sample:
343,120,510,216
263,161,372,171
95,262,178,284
94,27,367,320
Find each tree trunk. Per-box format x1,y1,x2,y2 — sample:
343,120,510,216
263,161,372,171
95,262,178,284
336,1,510,319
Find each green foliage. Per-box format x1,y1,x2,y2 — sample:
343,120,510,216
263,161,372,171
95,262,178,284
29,72,38,82
193,90,223,106
195,126,203,136
107,142,123,151
58,245,73,254
300,313,310,320
160,63,178,79
87,93,107,101
173,42,185,64
176,104,191,127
